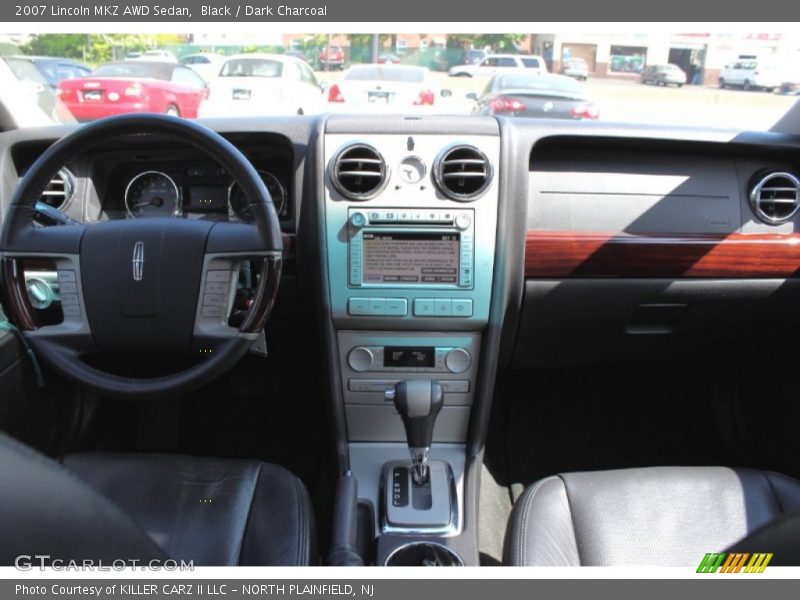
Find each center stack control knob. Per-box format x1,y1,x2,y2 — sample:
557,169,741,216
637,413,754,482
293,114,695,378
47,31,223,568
348,346,375,372
350,211,367,229
445,348,471,374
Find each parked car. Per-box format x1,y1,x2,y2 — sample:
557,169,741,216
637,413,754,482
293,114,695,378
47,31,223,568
560,57,590,81
4,56,91,117
641,64,687,87
448,54,547,77
179,53,226,83
284,50,308,62
377,54,401,65
320,45,345,70
135,49,178,63
470,72,598,119
57,61,207,121
461,49,487,65
327,64,443,111
199,54,325,118
718,60,782,91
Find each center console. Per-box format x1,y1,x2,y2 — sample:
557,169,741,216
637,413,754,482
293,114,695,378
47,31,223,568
323,129,500,565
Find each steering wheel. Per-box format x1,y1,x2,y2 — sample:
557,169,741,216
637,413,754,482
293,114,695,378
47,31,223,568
0,114,283,399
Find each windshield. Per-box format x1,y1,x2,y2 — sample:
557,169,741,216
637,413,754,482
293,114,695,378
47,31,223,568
344,66,426,83
91,62,173,80
1,31,798,131
219,59,283,78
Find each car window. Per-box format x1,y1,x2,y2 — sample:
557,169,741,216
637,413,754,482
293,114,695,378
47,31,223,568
481,58,497,67
299,64,319,87
497,57,517,67
93,62,173,80
344,66,425,83
220,59,283,78
171,67,206,89
521,58,541,68
5,58,49,85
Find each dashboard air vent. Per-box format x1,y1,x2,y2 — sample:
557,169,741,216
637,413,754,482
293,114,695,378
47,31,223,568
40,168,75,210
750,171,800,224
433,145,492,201
331,143,387,200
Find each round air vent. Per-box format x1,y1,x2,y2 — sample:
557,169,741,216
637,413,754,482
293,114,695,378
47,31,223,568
433,145,492,201
750,171,800,224
40,168,75,210
331,143,387,200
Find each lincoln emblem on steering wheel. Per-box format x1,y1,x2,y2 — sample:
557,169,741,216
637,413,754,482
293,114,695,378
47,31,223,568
132,241,145,282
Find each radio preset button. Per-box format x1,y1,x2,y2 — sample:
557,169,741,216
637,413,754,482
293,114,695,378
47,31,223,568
452,299,473,317
385,298,408,316
413,299,435,316
348,346,375,372
368,298,387,314
348,297,370,315
434,299,452,316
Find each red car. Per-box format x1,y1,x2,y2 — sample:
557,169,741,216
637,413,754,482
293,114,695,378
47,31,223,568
320,45,345,70
57,61,208,121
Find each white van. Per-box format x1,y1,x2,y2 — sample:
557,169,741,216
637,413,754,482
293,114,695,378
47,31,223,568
718,59,782,91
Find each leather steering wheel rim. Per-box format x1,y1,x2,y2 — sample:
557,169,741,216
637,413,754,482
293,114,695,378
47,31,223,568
0,114,283,400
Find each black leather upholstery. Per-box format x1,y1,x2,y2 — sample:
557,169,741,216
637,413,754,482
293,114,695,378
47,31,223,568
0,433,315,566
504,467,800,566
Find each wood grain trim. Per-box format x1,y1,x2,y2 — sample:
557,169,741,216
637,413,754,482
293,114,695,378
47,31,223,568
525,231,800,278
0,257,39,330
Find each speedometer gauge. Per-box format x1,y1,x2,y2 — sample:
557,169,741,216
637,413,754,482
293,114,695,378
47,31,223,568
228,171,287,222
124,171,181,218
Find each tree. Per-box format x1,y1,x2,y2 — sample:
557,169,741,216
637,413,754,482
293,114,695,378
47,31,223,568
447,33,527,52
21,33,188,66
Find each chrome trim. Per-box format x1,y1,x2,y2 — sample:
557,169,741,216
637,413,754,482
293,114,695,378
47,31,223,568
432,143,493,202
749,171,800,225
124,170,182,219
330,142,389,201
383,541,464,567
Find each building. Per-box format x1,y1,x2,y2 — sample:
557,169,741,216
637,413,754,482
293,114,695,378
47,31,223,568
530,32,800,85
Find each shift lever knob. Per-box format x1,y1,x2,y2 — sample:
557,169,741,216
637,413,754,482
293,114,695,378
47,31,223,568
386,380,444,484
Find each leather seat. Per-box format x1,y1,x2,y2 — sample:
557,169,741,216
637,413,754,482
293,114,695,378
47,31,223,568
0,433,315,566
504,466,800,566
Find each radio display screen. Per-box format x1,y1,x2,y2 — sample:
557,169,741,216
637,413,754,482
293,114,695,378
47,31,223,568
384,346,435,368
361,232,460,285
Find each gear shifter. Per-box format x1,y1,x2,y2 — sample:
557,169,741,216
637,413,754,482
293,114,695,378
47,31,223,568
385,379,444,485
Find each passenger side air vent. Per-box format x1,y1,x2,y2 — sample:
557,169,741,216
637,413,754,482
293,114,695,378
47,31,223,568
40,168,75,210
433,145,492,201
750,171,800,224
331,143,387,200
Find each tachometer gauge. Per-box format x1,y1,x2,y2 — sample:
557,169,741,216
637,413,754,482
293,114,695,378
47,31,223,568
124,171,181,218
228,171,287,222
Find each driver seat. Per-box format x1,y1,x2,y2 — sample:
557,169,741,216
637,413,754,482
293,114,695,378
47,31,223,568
0,433,316,566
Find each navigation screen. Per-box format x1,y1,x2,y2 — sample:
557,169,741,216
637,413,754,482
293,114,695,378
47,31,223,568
362,232,460,285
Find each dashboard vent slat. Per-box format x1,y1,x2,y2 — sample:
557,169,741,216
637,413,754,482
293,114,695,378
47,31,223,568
750,171,800,224
39,168,74,210
433,145,492,201
331,144,387,200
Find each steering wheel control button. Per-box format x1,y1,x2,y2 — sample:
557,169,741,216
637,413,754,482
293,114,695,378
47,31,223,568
207,270,232,283
452,299,473,317
203,293,225,307
445,348,472,374
348,346,375,372
57,270,76,283
201,306,223,318
434,299,452,317
348,297,370,316
204,281,228,295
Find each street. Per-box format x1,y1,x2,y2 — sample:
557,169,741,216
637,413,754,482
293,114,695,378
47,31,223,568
316,70,798,130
